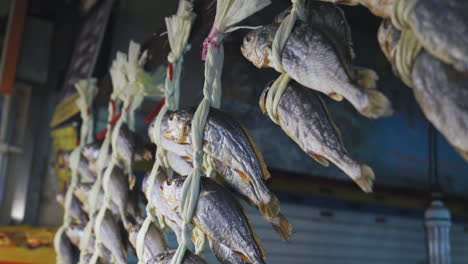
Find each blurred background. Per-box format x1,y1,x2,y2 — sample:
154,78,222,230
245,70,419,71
0,0,466,263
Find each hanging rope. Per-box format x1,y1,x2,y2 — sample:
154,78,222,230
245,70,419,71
87,41,160,264
136,1,195,263
390,0,421,87
171,1,271,263
264,0,305,124
54,79,97,263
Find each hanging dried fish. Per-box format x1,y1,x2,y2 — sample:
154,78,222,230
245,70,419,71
379,20,468,161
260,80,375,192
241,21,393,118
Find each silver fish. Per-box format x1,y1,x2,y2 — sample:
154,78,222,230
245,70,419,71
156,109,292,240
95,210,128,264
73,184,120,217
241,22,393,119
209,238,249,264
128,222,168,263
83,143,101,164
57,193,88,224
147,250,208,264
159,175,266,264
56,231,76,264
143,171,246,264
379,20,468,161
106,165,131,228
65,152,97,183
115,123,153,190
260,80,375,192
274,1,355,62
65,224,85,248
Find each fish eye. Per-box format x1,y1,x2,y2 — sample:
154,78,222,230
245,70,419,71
245,33,253,42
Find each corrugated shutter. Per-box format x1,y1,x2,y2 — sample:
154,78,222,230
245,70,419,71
452,223,468,264
164,201,467,264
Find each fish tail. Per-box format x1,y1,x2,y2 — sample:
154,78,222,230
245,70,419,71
354,163,375,193
360,90,394,118
269,213,293,241
454,146,468,162
355,66,379,89
259,195,280,218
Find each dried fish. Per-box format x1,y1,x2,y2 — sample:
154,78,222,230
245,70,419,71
260,80,375,192
241,22,393,118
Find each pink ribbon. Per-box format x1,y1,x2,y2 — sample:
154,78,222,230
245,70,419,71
202,25,221,61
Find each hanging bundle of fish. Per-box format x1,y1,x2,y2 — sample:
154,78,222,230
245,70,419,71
378,20,468,162
146,106,293,263
311,0,468,161
239,1,381,192
56,125,151,263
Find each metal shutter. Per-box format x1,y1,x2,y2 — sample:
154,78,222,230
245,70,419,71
163,201,467,264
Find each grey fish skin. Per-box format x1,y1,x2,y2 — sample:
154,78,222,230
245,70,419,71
378,21,468,162
410,0,468,73
107,165,130,229
147,250,209,264
65,152,97,183
274,1,355,62
65,224,85,248
241,22,393,119
82,143,101,164
167,151,292,240
209,238,249,264
143,172,248,264
96,211,128,264
128,222,169,263
160,176,266,264
115,123,152,190
260,81,375,192
158,109,292,239
57,231,76,264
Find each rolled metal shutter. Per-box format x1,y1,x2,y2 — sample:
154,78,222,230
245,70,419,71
165,201,467,264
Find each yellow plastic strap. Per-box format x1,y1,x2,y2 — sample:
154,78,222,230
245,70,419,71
391,0,421,87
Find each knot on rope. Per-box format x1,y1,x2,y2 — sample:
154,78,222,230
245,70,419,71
391,0,421,87
202,26,222,61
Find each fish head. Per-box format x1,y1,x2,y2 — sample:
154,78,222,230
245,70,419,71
160,177,179,209
259,81,274,115
82,143,100,162
241,25,276,68
162,110,192,144
378,19,400,65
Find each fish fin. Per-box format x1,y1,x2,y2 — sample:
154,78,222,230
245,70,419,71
235,169,250,183
269,214,293,241
181,156,192,162
360,90,394,119
317,95,348,153
259,195,280,218
328,92,344,101
129,174,136,191
354,164,375,193
355,67,379,89
307,152,330,167
239,125,271,180
454,146,468,162
235,252,253,263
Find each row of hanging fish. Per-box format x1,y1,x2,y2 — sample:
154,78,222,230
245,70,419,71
241,1,384,192
145,106,295,264
57,124,154,263
310,0,468,161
